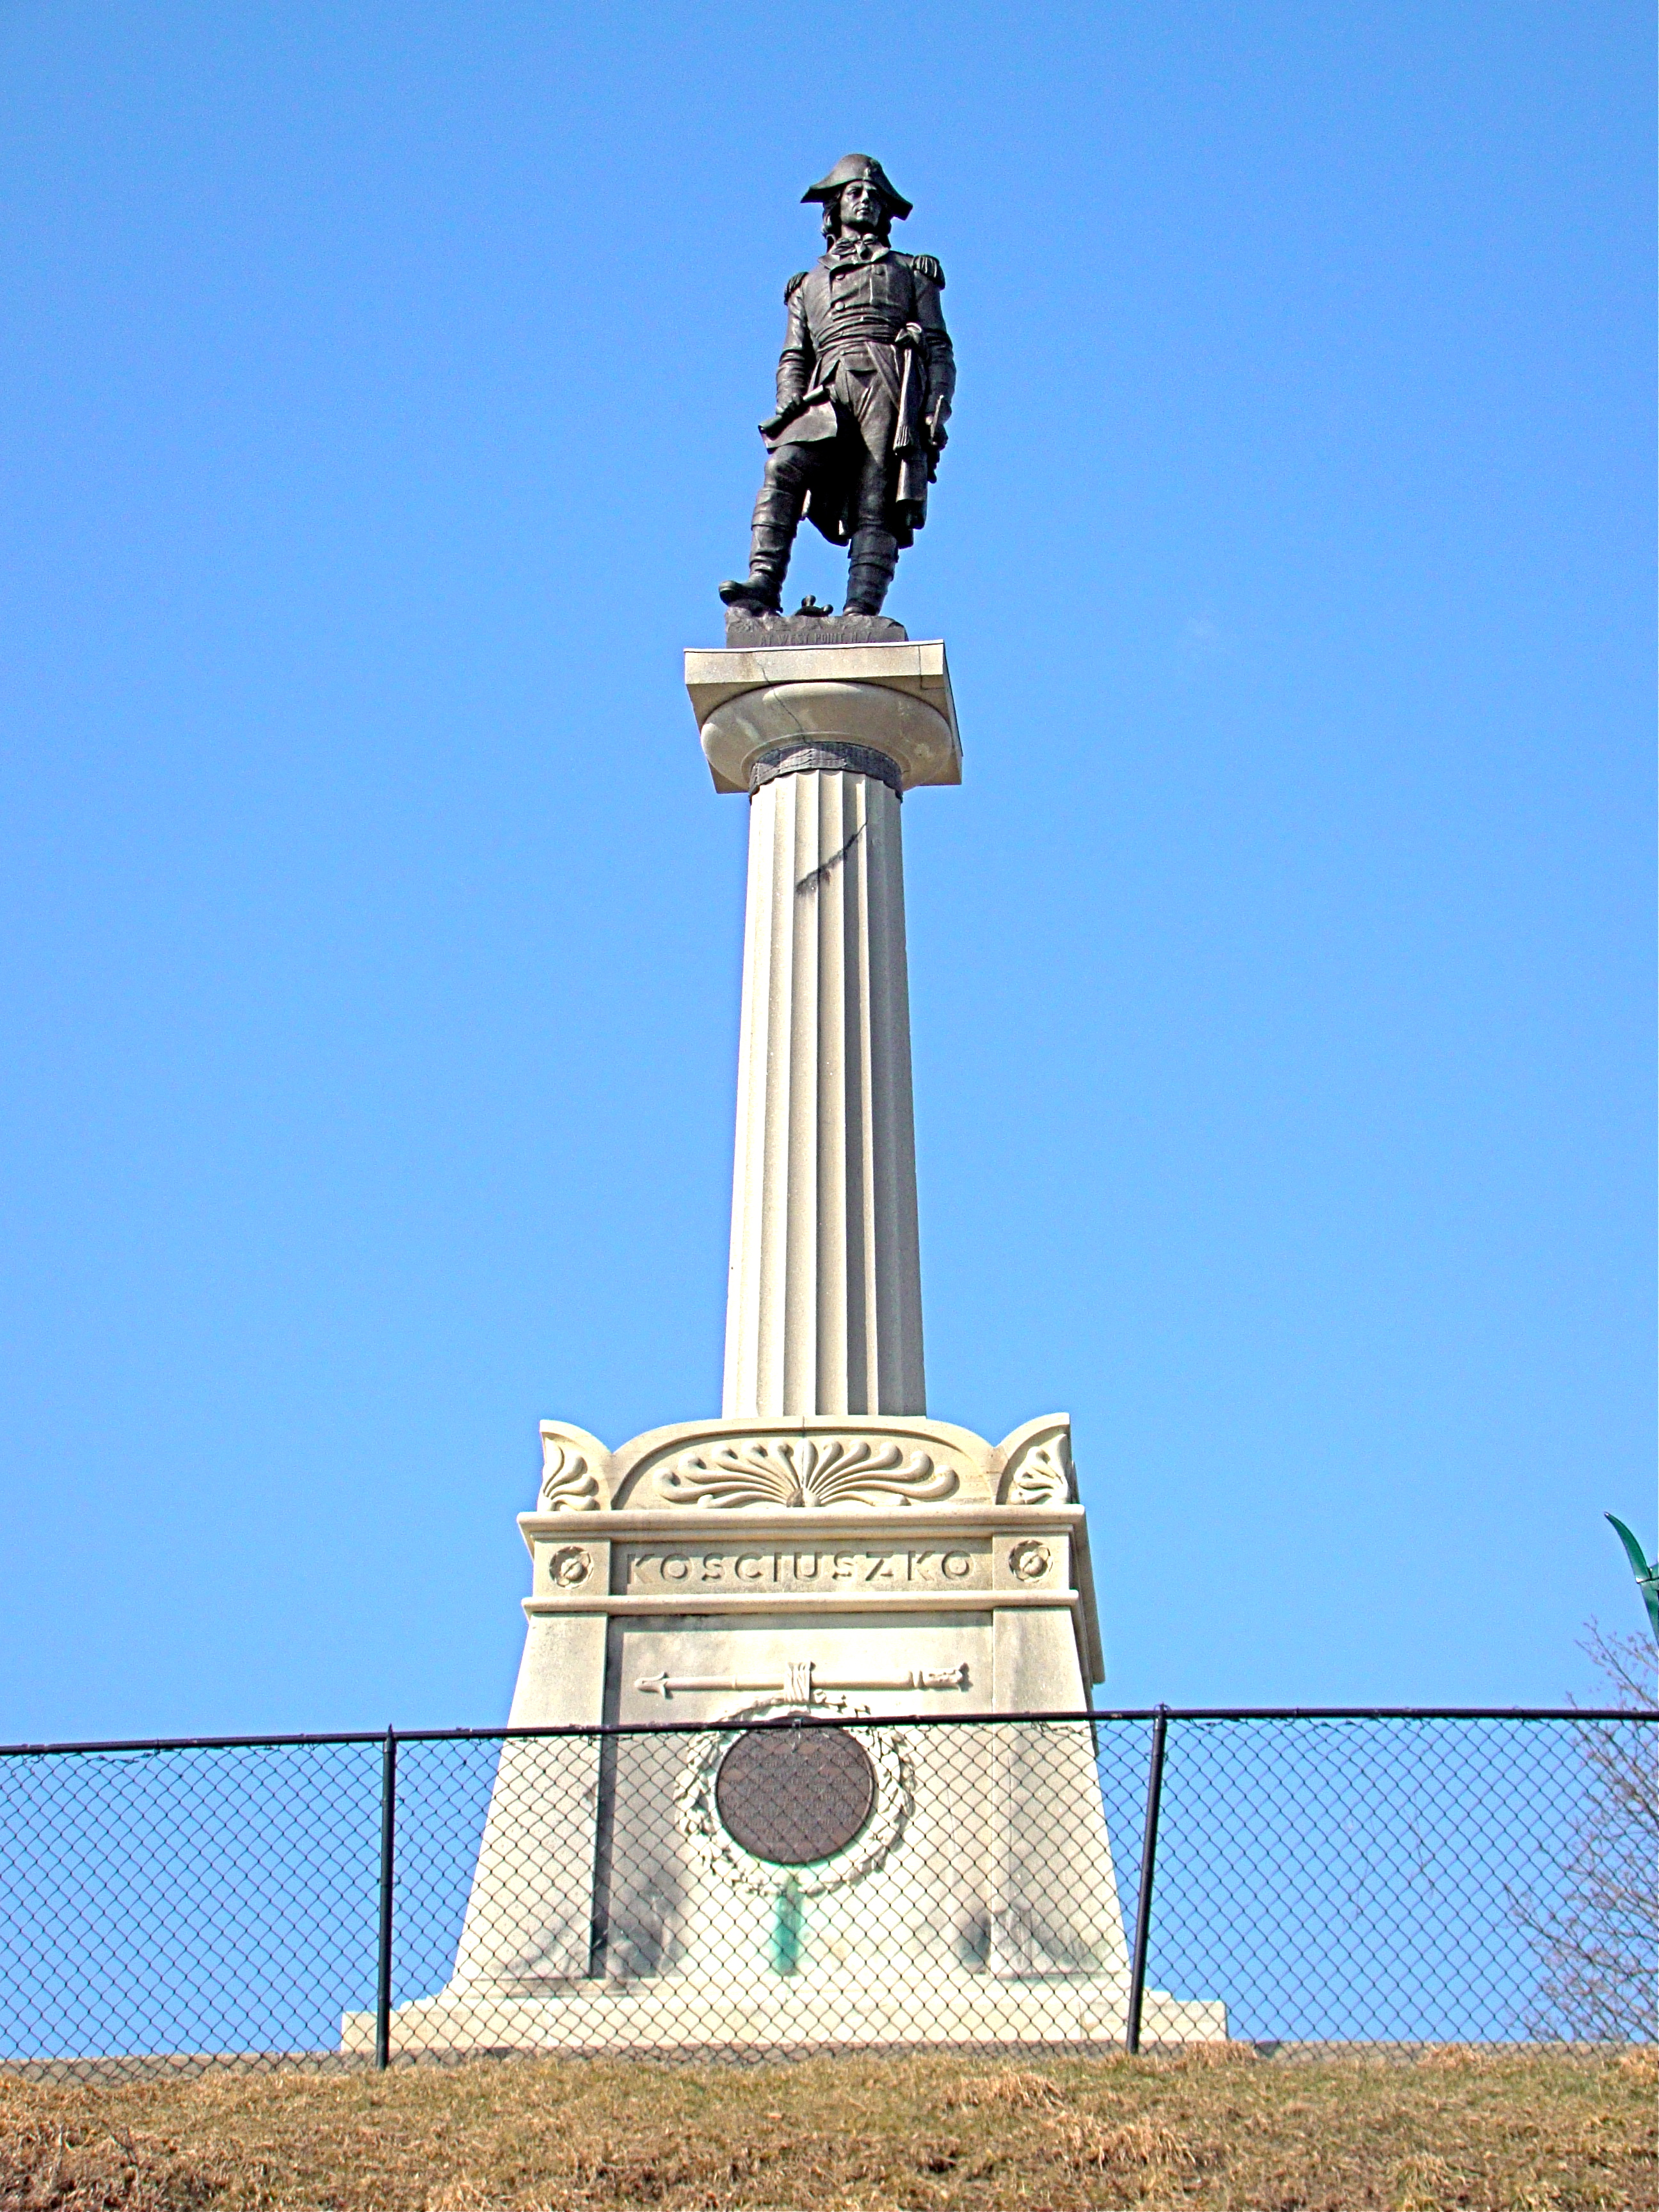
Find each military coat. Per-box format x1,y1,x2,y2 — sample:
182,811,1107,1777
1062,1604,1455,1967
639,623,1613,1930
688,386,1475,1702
767,239,956,547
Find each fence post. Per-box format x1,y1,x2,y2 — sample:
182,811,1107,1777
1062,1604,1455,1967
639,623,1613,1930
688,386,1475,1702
1123,1705,1168,2055
374,1727,397,2070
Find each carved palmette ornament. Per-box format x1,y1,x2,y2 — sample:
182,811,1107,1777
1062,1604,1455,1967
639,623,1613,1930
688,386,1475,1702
1000,1427,1075,1505
655,1436,959,1510
675,1695,911,1897
538,1440,601,1512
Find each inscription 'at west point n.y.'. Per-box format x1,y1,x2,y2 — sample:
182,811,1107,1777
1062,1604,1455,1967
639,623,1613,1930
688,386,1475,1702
621,1545,989,1591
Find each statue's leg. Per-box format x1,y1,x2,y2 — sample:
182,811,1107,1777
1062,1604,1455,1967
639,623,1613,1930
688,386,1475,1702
843,380,900,616
845,524,899,616
719,446,810,613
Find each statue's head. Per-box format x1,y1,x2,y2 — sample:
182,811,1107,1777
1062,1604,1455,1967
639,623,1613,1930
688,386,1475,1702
802,154,911,246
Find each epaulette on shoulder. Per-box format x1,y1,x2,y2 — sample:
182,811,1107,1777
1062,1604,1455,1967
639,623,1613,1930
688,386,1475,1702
906,253,945,289
783,270,809,305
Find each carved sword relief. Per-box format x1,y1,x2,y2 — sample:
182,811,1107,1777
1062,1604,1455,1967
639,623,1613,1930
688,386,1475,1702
637,1659,968,1697
653,1435,959,1509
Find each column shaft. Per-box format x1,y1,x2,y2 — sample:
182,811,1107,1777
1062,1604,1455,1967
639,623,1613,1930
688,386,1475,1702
723,767,926,1418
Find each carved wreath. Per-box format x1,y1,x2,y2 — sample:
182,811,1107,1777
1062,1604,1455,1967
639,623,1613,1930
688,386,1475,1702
675,1695,911,1898
655,1436,958,1510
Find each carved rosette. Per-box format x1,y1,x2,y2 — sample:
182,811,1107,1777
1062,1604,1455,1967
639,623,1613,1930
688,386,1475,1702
654,1436,959,1511
1000,1428,1075,1506
674,1695,911,1898
538,1441,600,1512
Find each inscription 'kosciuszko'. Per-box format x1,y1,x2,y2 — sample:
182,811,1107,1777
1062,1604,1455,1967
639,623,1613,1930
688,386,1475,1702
623,1543,989,1591
654,1436,959,1510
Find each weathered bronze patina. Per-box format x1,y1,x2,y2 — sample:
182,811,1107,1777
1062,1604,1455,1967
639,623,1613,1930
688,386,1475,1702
719,155,956,626
714,1725,877,1865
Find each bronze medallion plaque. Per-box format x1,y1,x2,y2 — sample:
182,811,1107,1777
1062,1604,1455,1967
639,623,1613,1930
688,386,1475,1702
714,1727,877,1866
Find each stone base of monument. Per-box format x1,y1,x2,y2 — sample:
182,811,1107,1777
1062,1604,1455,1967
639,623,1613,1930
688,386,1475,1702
341,1413,1228,2055
342,1980,1223,2057
722,609,908,647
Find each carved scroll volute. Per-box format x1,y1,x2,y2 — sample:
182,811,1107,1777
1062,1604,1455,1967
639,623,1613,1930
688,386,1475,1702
536,1428,608,1512
995,1419,1075,1506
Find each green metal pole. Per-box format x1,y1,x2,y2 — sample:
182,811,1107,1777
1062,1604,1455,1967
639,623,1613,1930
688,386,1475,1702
771,1875,802,1975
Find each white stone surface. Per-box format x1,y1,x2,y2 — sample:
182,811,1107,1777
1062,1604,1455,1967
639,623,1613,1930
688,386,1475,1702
685,640,959,794
344,1982,1226,2055
724,769,924,1419
486,1414,1102,1719
370,648,1227,2055
384,1412,1237,2058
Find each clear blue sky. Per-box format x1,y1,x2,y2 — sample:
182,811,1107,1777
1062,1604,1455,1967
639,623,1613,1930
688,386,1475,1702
0,3,1650,1737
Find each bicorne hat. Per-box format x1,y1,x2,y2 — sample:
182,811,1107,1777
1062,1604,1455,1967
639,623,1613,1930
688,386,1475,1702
801,154,912,222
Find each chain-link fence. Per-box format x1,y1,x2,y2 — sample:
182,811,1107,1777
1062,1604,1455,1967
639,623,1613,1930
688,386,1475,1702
1,1710,1652,2072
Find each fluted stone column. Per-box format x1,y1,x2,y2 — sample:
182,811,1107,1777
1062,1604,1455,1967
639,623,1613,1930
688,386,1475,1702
684,642,961,1420
725,761,922,1416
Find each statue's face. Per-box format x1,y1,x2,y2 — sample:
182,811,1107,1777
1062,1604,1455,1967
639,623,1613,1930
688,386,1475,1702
837,178,885,234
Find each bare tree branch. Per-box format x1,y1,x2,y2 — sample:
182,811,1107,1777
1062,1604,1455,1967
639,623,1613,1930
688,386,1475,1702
1511,1623,1658,2041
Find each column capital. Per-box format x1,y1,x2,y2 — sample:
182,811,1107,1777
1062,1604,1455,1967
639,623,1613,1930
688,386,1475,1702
685,640,961,795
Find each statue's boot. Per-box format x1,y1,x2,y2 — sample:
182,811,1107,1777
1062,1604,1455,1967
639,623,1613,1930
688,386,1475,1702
844,527,899,616
719,499,797,614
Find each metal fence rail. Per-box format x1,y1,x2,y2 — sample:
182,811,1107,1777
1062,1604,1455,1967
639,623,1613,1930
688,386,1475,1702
0,1710,1651,2071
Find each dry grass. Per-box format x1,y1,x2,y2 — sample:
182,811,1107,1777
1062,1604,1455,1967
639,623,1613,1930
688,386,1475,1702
1,2045,1653,2211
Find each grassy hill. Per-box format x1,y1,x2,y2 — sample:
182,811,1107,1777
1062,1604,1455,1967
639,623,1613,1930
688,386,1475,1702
2,2045,1652,2211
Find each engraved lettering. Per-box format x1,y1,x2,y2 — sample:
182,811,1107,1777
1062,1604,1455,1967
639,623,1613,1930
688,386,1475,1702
616,1540,991,1592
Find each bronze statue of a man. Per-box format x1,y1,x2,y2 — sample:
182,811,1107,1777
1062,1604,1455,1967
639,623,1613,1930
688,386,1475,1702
719,155,956,621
